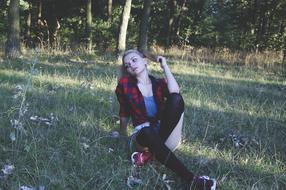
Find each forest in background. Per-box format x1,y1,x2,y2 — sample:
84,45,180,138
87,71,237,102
1,0,285,53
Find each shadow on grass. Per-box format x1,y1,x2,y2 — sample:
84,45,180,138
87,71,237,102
0,55,118,81
176,72,286,158
0,75,133,189
1,56,285,189
174,72,286,189
172,148,286,190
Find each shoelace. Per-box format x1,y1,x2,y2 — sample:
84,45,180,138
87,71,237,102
192,176,217,190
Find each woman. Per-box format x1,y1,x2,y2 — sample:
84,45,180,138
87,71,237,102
115,49,216,190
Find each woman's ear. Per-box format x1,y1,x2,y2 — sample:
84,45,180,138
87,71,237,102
143,58,148,66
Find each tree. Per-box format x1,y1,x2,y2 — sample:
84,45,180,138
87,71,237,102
138,0,152,51
166,0,176,47
172,0,187,41
25,1,32,45
45,1,60,48
5,0,20,58
116,0,132,61
107,0,112,21
86,0,92,52
283,35,286,74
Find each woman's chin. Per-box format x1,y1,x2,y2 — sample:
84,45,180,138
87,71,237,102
129,72,137,76
128,69,143,76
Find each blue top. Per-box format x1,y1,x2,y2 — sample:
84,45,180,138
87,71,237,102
143,96,158,117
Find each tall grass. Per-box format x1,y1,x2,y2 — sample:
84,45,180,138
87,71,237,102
0,48,285,189
151,46,284,74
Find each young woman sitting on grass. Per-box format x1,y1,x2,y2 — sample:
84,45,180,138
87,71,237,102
115,49,216,190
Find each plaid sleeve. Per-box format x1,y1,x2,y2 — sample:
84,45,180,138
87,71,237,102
115,83,130,117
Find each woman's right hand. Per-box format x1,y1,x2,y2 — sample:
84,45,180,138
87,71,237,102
156,56,168,70
119,117,129,136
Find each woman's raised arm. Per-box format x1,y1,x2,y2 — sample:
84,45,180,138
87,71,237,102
157,56,180,94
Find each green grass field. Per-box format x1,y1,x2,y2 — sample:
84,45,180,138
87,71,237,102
0,50,285,190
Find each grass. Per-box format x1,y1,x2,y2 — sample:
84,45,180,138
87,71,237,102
0,49,285,190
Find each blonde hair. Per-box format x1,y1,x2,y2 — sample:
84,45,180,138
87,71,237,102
122,49,145,61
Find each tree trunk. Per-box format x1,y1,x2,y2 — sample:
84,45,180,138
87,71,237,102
38,0,42,18
25,2,32,47
86,0,92,52
46,17,59,49
166,0,176,47
117,0,132,59
255,1,267,52
173,0,187,42
46,3,60,49
29,0,42,47
36,0,49,48
107,0,112,21
5,0,21,58
138,0,152,52
283,36,286,75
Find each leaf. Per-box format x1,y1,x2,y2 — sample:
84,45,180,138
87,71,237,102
9,132,16,142
127,176,143,189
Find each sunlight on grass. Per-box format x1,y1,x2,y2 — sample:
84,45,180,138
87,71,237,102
0,51,285,189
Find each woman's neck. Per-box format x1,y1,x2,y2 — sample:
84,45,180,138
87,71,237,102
136,70,151,85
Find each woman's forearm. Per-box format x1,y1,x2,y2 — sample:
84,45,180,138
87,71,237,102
119,117,129,136
161,61,180,93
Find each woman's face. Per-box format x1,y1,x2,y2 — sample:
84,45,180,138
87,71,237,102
123,52,147,76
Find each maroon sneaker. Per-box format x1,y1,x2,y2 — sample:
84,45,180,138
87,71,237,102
190,175,217,190
131,151,153,167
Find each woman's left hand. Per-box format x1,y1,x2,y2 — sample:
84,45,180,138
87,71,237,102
156,56,168,70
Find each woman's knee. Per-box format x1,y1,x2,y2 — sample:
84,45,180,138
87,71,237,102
140,127,158,138
168,93,184,110
136,127,158,146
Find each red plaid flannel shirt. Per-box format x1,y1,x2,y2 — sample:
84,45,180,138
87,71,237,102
115,75,169,127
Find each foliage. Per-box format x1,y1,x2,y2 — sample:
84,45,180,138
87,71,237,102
1,0,285,51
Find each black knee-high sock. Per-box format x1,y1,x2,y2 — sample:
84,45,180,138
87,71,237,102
136,127,194,182
159,93,184,142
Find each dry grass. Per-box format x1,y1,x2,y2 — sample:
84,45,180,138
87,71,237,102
150,45,283,73
0,48,285,189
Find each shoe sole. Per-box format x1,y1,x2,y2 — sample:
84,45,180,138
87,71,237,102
131,152,139,166
211,179,216,190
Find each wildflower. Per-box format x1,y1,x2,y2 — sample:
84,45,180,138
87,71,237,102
19,186,35,190
13,85,24,99
0,164,15,180
229,133,248,148
10,119,23,131
111,131,119,138
19,103,29,117
1,164,15,175
30,113,58,127
12,93,21,99
219,131,257,149
80,121,88,128
15,85,23,91
108,148,114,153
68,106,76,113
81,142,90,150
80,137,90,151
9,131,16,142
127,176,143,188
